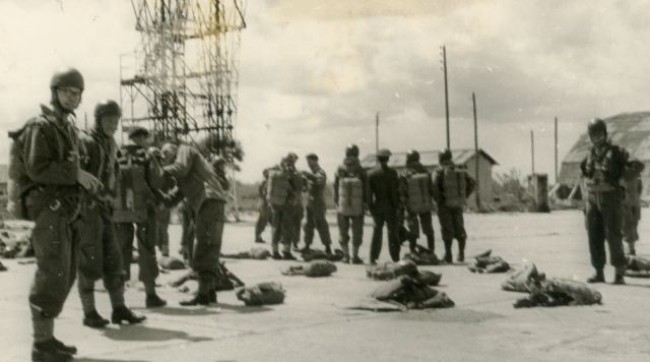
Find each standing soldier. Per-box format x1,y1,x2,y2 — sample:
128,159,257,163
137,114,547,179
267,154,300,260
17,68,102,361
580,118,628,284
160,142,229,305
434,149,475,263
621,160,644,255
302,153,333,254
254,169,272,243
76,100,145,329
334,144,368,264
178,200,195,260
400,150,436,255
149,146,173,257
290,154,305,251
368,149,401,264
113,127,167,308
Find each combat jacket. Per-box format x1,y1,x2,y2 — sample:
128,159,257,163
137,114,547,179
79,128,118,204
303,167,328,208
333,156,369,207
163,145,228,213
580,142,628,193
368,165,400,212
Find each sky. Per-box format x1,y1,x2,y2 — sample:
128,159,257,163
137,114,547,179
1,0,649,183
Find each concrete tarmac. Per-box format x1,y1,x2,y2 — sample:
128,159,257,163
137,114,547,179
1,209,649,362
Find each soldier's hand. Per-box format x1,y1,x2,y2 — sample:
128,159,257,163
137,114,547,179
77,169,103,194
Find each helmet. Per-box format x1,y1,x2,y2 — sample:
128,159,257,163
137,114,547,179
94,100,121,120
377,148,392,158
286,152,299,162
345,144,360,158
50,67,84,90
306,153,318,161
439,149,452,163
587,118,607,136
406,150,420,163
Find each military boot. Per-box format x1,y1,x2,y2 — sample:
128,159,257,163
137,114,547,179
628,242,636,256
32,339,74,362
145,293,167,308
351,246,364,264
282,251,297,260
325,245,332,255
613,268,626,285
341,244,350,263
180,293,210,306
586,269,605,283
272,251,283,260
209,289,218,304
111,306,146,325
443,240,453,263
50,338,77,355
457,239,466,262
83,310,109,329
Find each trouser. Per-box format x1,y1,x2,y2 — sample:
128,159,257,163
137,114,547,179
180,204,196,261
26,189,80,342
304,204,332,247
271,204,295,253
192,200,225,295
438,205,467,256
370,209,400,262
406,210,435,251
255,202,272,240
586,191,626,269
292,204,304,246
622,204,641,243
337,213,364,257
77,204,125,313
156,208,171,256
115,210,159,294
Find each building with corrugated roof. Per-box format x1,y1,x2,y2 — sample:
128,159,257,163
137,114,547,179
360,149,498,208
558,112,650,201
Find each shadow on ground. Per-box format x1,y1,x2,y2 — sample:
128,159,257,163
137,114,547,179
215,302,273,314
136,306,220,317
75,359,148,362
103,325,212,343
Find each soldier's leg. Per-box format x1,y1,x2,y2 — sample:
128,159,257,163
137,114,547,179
453,208,467,262
293,206,303,250
438,206,454,263
115,222,134,281
303,206,316,249
135,209,161,302
386,210,401,262
314,206,332,251
351,214,365,263
370,211,386,263
27,194,78,356
271,206,283,257
338,213,351,262
586,196,606,281
622,205,639,255
182,200,224,305
255,203,270,242
282,206,298,258
420,212,435,253
180,206,195,259
406,210,420,252
76,207,107,327
157,210,171,257
601,193,626,281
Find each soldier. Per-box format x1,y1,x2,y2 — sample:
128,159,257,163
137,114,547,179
178,200,195,261
76,100,145,328
267,154,301,260
368,149,401,264
290,154,305,251
160,142,229,305
254,169,273,243
302,153,333,253
17,68,102,361
621,160,644,255
400,150,436,255
434,149,476,263
334,144,368,264
149,147,173,257
113,127,167,308
580,118,628,284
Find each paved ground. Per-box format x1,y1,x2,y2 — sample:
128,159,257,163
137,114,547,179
1,209,649,362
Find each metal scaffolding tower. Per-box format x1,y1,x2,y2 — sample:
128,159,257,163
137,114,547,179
120,0,246,155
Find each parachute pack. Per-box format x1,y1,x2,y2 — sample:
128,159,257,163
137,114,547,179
337,177,364,216
407,173,433,213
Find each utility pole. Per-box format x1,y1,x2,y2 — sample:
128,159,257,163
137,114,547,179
472,92,481,211
375,112,379,162
531,130,535,175
441,45,450,150
554,117,558,184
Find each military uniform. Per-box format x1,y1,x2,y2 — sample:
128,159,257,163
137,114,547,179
163,145,229,303
434,164,475,262
113,144,161,299
368,163,401,263
400,162,435,253
21,104,82,348
334,156,368,262
580,141,628,274
303,166,333,249
268,162,301,258
254,174,272,243
621,164,644,254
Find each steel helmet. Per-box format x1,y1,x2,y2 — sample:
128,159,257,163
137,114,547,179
406,150,420,163
345,144,360,158
439,149,452,163
587,118,607,136
94,100,122,120
50,67,85,90
377,148,392,158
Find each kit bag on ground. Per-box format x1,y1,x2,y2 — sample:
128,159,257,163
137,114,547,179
366,260,419,281
236,282,286,306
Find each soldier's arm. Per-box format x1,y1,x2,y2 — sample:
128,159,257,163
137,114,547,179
23,124,78,185
163,145,193,178
466,173,477,196
333,172,340,205
432,171,444,204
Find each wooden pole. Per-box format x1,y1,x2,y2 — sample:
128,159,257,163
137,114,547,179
442,45,450,149
531,130,535,175
554,117,558,184
473,92,481,211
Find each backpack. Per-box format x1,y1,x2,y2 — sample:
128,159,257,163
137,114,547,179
337,177,364,216
442,167,468,208
267,169,290,206
406,173,433,213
